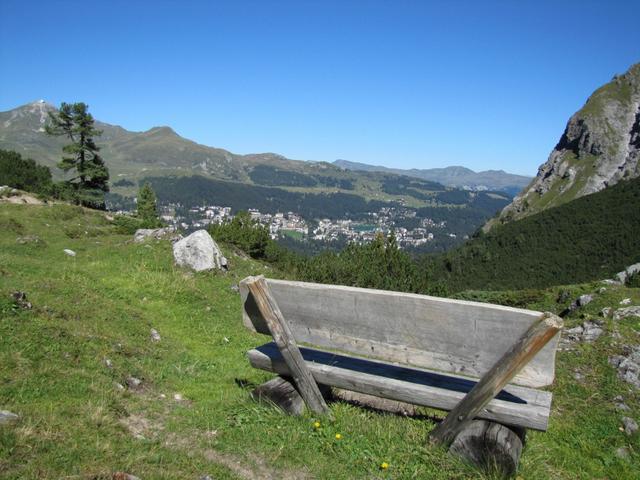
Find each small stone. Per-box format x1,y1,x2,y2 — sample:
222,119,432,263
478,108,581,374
205,306,211,312
63,249,76,257
16,235,42,245
150,328,161,342
622,416,638,435
601,307,612,317
126,377,142,389
615,446,630,459
159,393,166,399
223,337,230,343
115,383,125,391
11,291,32,309
104,358,113,369
615,402,631,411
200,476,214,480
598,287,607,294
0,410,19,425
577,294,593,307
173,393,183,402
620,298,632,305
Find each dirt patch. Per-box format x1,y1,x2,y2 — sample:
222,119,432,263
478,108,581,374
119,413,163,440
203,450,310,480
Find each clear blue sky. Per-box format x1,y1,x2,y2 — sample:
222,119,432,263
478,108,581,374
1,1,638,175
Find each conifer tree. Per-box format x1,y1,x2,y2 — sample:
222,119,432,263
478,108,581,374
45,102,109,208
137,182,161,226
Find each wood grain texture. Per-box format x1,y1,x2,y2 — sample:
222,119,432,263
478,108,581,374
239,278,560,388
251,377,305,415
247,342,552,430
243,276,331,416
449,420,523,478
429,313,562,445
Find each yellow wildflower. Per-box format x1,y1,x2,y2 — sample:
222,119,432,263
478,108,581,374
335,433,342,439
313,421,321,429
380,462,389,470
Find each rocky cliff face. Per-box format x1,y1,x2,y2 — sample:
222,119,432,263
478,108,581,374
489,62,640,228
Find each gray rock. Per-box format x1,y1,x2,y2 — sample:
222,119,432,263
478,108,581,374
172,230,228,272
63,249,76,257
0,410,19,425
600,307,612,317
615,446,630,459
104,358,113,369
577,294,593,307
620,298,632,305
609,346,640,389
150,328,161,342
613,306,640,321
621,416,638,435
615,262,640,284
598,287,607,294
126,376,143,389
16,235,43,245
582,321,603,342
133,227,180,243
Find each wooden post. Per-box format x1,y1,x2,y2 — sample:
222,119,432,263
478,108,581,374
243,275,331,416
429,312,562,446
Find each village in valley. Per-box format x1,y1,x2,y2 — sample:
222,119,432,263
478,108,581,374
155,203,454,249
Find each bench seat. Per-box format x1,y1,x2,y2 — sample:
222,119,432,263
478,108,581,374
248,341,553,431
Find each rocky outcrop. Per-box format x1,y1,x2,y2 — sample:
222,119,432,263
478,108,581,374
489,63,640,228
172,230,228,272
133,227,181,243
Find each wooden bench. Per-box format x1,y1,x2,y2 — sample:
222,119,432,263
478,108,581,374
239,276,562,475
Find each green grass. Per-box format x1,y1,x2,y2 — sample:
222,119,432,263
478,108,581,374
1,203,639,479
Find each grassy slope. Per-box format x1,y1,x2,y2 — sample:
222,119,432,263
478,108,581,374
0,203,638,479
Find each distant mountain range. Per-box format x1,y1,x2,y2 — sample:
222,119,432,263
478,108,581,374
489,62,640,228
333,160,531,194
0,101,528,195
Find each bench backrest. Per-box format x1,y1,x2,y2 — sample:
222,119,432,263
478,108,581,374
240,278,560,388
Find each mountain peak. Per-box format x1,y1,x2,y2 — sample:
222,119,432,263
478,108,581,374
489,61,640,228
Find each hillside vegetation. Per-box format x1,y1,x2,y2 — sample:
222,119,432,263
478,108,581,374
1,202,639,479
431,176,640,292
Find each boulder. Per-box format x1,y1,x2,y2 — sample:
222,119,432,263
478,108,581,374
133,227,181,243
613,306,640,321
172,230,228,272
615,262,640,284
577,294,593,307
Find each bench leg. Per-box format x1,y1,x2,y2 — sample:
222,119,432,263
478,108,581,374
449,420,523,478
251,376,332,416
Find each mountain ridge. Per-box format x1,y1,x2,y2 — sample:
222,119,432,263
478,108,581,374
333,159,531,193
489,62,640,228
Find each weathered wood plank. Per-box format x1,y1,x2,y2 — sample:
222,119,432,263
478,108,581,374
449,420,523,478
240,278,560,388
430,313,562,445
251,377,305,415
243,276,331,416
247,342,552,430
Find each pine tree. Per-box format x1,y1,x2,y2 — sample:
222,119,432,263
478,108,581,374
137,182,161,226
45,102,109,208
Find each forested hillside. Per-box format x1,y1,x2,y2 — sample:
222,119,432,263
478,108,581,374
428,177,640,291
